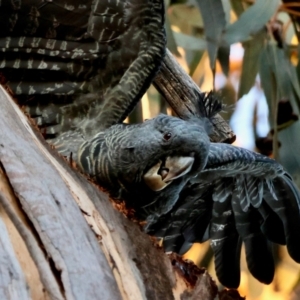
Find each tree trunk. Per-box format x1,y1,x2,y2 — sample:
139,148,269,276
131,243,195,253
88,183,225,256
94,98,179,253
0,55,245,300
0,86,229,299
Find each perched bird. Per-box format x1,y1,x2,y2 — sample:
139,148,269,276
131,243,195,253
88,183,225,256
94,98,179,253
2,0,300,290
77,93,300,289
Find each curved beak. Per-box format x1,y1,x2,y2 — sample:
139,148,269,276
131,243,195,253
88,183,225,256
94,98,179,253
143,161,170,191
163,156,194,183
143,156,194,191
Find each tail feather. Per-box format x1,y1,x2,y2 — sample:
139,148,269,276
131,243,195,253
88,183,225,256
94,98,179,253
210,200,241,288
146,183,213,253
263,176,300,263
244,234,274,284
231,193,275,284
258,203,286,245
211,233,242,289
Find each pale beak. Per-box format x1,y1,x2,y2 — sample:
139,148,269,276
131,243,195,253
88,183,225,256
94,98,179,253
143,161,171,191
143,156,194,191
163,156,194,182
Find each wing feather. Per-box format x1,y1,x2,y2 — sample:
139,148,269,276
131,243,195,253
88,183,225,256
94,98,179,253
152,143,300,287
210,200,241,288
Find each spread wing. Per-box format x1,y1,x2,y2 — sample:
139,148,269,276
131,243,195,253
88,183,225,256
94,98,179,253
1,0,165,143
147,143,300,288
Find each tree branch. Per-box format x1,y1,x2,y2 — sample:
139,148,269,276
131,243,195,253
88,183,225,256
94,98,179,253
0,86,226,299
154,49,236,143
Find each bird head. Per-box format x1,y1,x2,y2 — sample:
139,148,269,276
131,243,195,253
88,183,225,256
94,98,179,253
117,114,211,191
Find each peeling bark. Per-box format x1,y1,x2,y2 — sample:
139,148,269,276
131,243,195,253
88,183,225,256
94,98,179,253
0,85,242,299
154,49,236,144
0,86,121,300
0,211,30,300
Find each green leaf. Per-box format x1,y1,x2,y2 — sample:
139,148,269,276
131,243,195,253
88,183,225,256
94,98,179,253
221,0,231,25
217,45,230,76
269,44,300,108
195,0,226,71
165,16,180,56
238,30,266,99
189,50,204,76
279,122,300,189
296,45,300,81
286,64,300,113
295,47,300,111
223,0,280,45
259,42,300,127
191,51,213,89
259,45,277,125
164,0,171,8
173,31,207,51
230,0,246,17
169,4,203,28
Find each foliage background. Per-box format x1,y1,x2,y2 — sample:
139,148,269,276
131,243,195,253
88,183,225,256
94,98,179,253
128,0,300,299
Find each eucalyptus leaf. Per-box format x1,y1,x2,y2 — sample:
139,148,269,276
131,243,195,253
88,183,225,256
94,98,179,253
217,45,230,76
164,0,171,8
173,32,207,51
268,44,300,108
283,57,300,111
296,45,300,82
169,4,203,29
221,0,231,25
224,0,280,45
189,50,204,76
195,0,226,71
279,122,300,189
230,0,246,17
165,16,180,56
191,51,214,89
270,45,293,100
259,46,277,125
259,43,300,127
238,30,266,99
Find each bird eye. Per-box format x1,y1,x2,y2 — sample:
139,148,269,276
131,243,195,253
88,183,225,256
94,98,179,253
163,132,172,140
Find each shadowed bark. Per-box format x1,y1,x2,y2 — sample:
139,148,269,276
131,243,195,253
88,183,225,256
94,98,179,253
0,75,240,298
154,49,236,144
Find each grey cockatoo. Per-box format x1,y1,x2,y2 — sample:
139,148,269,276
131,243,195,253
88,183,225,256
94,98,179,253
2,0,300,290
77,93,300,289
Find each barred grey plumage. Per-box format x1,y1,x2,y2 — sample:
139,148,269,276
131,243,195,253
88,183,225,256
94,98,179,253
77,111,211,212
146,142,300,288
77,93,300,289
2,0,300,290
0,0,166,139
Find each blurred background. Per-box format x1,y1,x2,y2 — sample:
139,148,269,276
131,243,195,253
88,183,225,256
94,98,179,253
127,0,300,299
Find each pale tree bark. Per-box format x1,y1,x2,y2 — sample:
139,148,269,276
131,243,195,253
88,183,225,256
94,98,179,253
154,50,236,144
0,80,241,299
